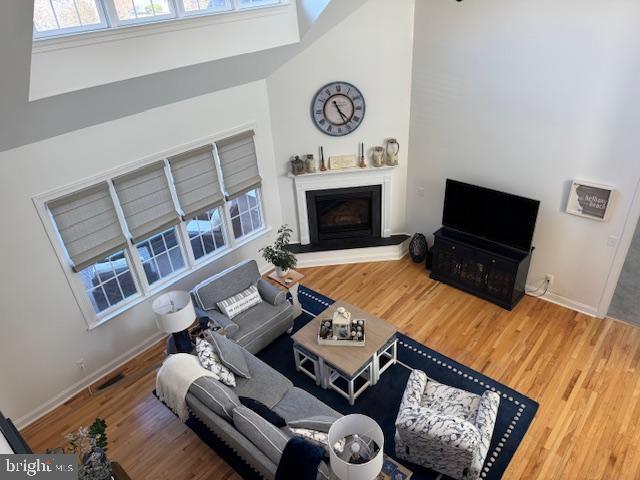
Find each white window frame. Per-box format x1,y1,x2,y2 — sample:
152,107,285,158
77,249,141,315
175,0,233,18
103,0,177,27
33,0,110,39
234,0,281,10
33,0,283,39
225,188,265,242
134,226,188,287
183,206,230,263
33,123,269,330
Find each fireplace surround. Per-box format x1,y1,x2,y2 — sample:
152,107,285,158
290,166,395,246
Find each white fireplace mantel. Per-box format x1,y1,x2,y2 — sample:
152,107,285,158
289,166,396,245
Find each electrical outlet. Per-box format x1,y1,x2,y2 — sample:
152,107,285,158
545,274,554,287
417,186,426,197
77,359,86,371
607,235,618,247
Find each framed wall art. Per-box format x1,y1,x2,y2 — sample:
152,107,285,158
566,180,615,221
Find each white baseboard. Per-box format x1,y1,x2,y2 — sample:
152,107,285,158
15,331,167,430
525,286,599,318
294,239,410,268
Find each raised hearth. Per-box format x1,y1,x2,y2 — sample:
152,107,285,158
286,234,409,254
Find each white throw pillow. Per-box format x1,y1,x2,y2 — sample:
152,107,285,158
195,338,236,387
288,427,345,454
216,284,262,319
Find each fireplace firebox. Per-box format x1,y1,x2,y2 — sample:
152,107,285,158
306,185,382,244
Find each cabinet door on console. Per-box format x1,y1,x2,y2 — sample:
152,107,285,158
485,257,516,301
432,239,472,281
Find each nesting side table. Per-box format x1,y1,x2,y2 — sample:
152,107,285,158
267,269,304,318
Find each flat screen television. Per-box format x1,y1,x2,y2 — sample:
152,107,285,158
443,179,540,252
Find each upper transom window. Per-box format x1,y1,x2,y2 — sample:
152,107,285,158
33,0,281,39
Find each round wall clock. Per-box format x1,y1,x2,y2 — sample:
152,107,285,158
311,81,365,137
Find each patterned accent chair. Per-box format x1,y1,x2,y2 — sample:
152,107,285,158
395,370,500,480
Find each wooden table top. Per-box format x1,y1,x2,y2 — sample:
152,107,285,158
267,269,304,288
292,300,397,377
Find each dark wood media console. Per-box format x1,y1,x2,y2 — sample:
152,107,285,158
429,227,533,310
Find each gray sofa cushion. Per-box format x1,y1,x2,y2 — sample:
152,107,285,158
186,393,278,479
235,348,292,408
287,416,338,433
206,331,251,379
188,376,240,421
233,405,290,465
194,260,260,310
257,279,288,306
233,301,292,347
273,387,341,423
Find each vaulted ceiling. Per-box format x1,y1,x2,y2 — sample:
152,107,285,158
0,0,367,152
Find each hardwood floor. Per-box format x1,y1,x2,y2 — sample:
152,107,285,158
21,258,640,479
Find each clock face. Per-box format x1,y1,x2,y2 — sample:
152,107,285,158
311,81,365,137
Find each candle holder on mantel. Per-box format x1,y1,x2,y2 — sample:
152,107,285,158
358,142,366,168
319,146,327,171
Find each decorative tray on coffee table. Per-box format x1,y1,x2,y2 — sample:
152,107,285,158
317,318,366,347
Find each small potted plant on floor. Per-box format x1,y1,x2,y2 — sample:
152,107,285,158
260,224,297,277
65,418,113,480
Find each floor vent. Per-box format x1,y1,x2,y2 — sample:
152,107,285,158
95,373,125,391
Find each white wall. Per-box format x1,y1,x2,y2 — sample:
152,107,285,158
267,0,415,241
406,0,640,315
30,3,299,100
0,80,283,424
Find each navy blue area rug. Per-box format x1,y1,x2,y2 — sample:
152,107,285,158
171,286,539,480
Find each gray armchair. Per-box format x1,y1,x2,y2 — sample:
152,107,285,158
395,370,500,480
192,260,293,354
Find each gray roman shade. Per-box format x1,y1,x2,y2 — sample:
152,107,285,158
216,130,262,200
113,161,180,243
168,144,224,219
48,182,127,272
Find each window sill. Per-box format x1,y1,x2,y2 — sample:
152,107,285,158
87,225,272,330
32,2,291,54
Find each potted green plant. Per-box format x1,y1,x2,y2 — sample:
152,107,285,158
260,224,297,277
65,418,113,480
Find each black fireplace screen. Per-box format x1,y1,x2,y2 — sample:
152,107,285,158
306,185,381,243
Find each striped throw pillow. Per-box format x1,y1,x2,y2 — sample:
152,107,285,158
216,284,262,319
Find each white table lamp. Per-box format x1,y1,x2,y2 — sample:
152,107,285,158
328,414,384,480
152,291,196,353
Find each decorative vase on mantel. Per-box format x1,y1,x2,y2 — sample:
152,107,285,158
385,138,400,166
371,147,385,167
